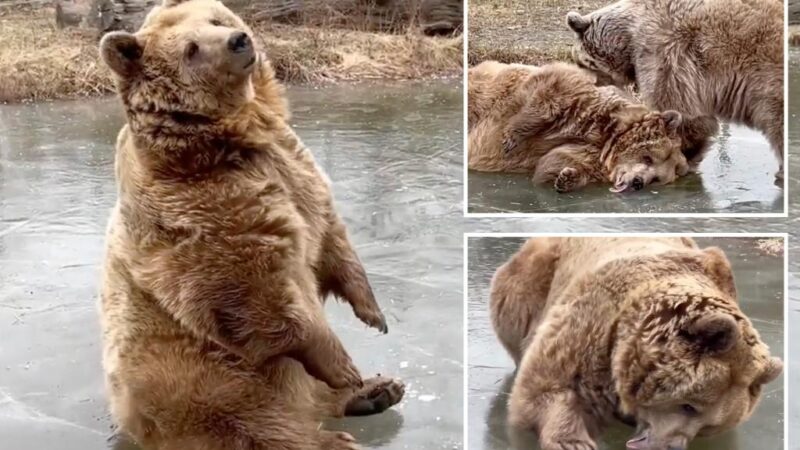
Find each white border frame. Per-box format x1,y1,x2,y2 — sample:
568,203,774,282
462,232,789,450
461,2,790,219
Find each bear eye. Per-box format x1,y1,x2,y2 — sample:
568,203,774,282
642,155,654,165
681,404,699,416
185,42,199,59
210,19,222,26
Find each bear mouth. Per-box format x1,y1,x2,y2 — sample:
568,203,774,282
243,55,256,69
625,429,649,449
609,178,630,193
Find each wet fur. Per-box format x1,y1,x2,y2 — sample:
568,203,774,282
490,237,782,450
468,61,704,192
568,0,783,174
99,1,403,449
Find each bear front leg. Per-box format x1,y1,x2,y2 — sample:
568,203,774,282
318,219,387,333
501,106,553,154
509,389,597,450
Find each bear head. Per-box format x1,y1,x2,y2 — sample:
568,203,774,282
566,4,637,88
100,0,259,121
601,106,690,192
612,247,783,450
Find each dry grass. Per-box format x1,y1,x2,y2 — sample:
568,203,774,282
468,0,608,66
756,238,784,257
0,6,462,103
256,22,461,83
0,8,115,103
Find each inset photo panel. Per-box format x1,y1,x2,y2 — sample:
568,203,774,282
466,0,787,216
466,234,786,450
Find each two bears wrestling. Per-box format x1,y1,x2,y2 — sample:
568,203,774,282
469,0,783,193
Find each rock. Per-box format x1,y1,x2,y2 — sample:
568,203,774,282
93,0,158,32
420,0,462,36
54,0,91,28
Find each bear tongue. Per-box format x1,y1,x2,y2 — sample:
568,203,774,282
609,181,629,193
625,431,649,450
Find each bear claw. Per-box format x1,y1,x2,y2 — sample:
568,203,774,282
322,431,360,450
502,136,518,154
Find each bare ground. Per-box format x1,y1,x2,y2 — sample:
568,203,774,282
0,7,462,103
468,0,608,66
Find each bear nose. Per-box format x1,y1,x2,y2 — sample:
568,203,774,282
632,176,644,191
228,32,251,53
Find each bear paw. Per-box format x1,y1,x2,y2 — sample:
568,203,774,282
502,134,519,154
554,167,580,193
345,376,405,416
354,306,388,334
541,438,597,450
321,431,360,450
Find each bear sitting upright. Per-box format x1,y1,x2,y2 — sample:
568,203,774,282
98,0,404,448
567,0,784,179
491,237,782,450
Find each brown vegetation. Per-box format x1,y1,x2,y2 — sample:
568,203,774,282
0,3,462,103
468,0,607,66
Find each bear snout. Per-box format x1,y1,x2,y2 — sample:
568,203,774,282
228,31,252,53
632,176,644,191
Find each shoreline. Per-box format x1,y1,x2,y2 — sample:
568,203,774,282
0,8,462,104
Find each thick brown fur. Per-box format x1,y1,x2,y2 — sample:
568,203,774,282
567,0,784,178
490,237,782,450
468,61,710,193
98,1,404,449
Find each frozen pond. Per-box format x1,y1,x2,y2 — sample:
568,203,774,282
0,81,464,449
464,48,800,449
467,236,785,450
467,110,784,215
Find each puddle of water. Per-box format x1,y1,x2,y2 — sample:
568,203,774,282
0,80,464,449
467,108,784,214
467,237,785,450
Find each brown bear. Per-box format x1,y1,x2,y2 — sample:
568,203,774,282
467,61,712,193
566,0,784,179
490,237,783,450
98,1,404,449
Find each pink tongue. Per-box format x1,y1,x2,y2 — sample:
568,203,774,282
626,434,648,450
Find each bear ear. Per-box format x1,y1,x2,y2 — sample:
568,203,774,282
662,110,682,133
701,247,737,299
682,312,740,355
100,31,142,77
567,12,590,34
755,357,783,385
